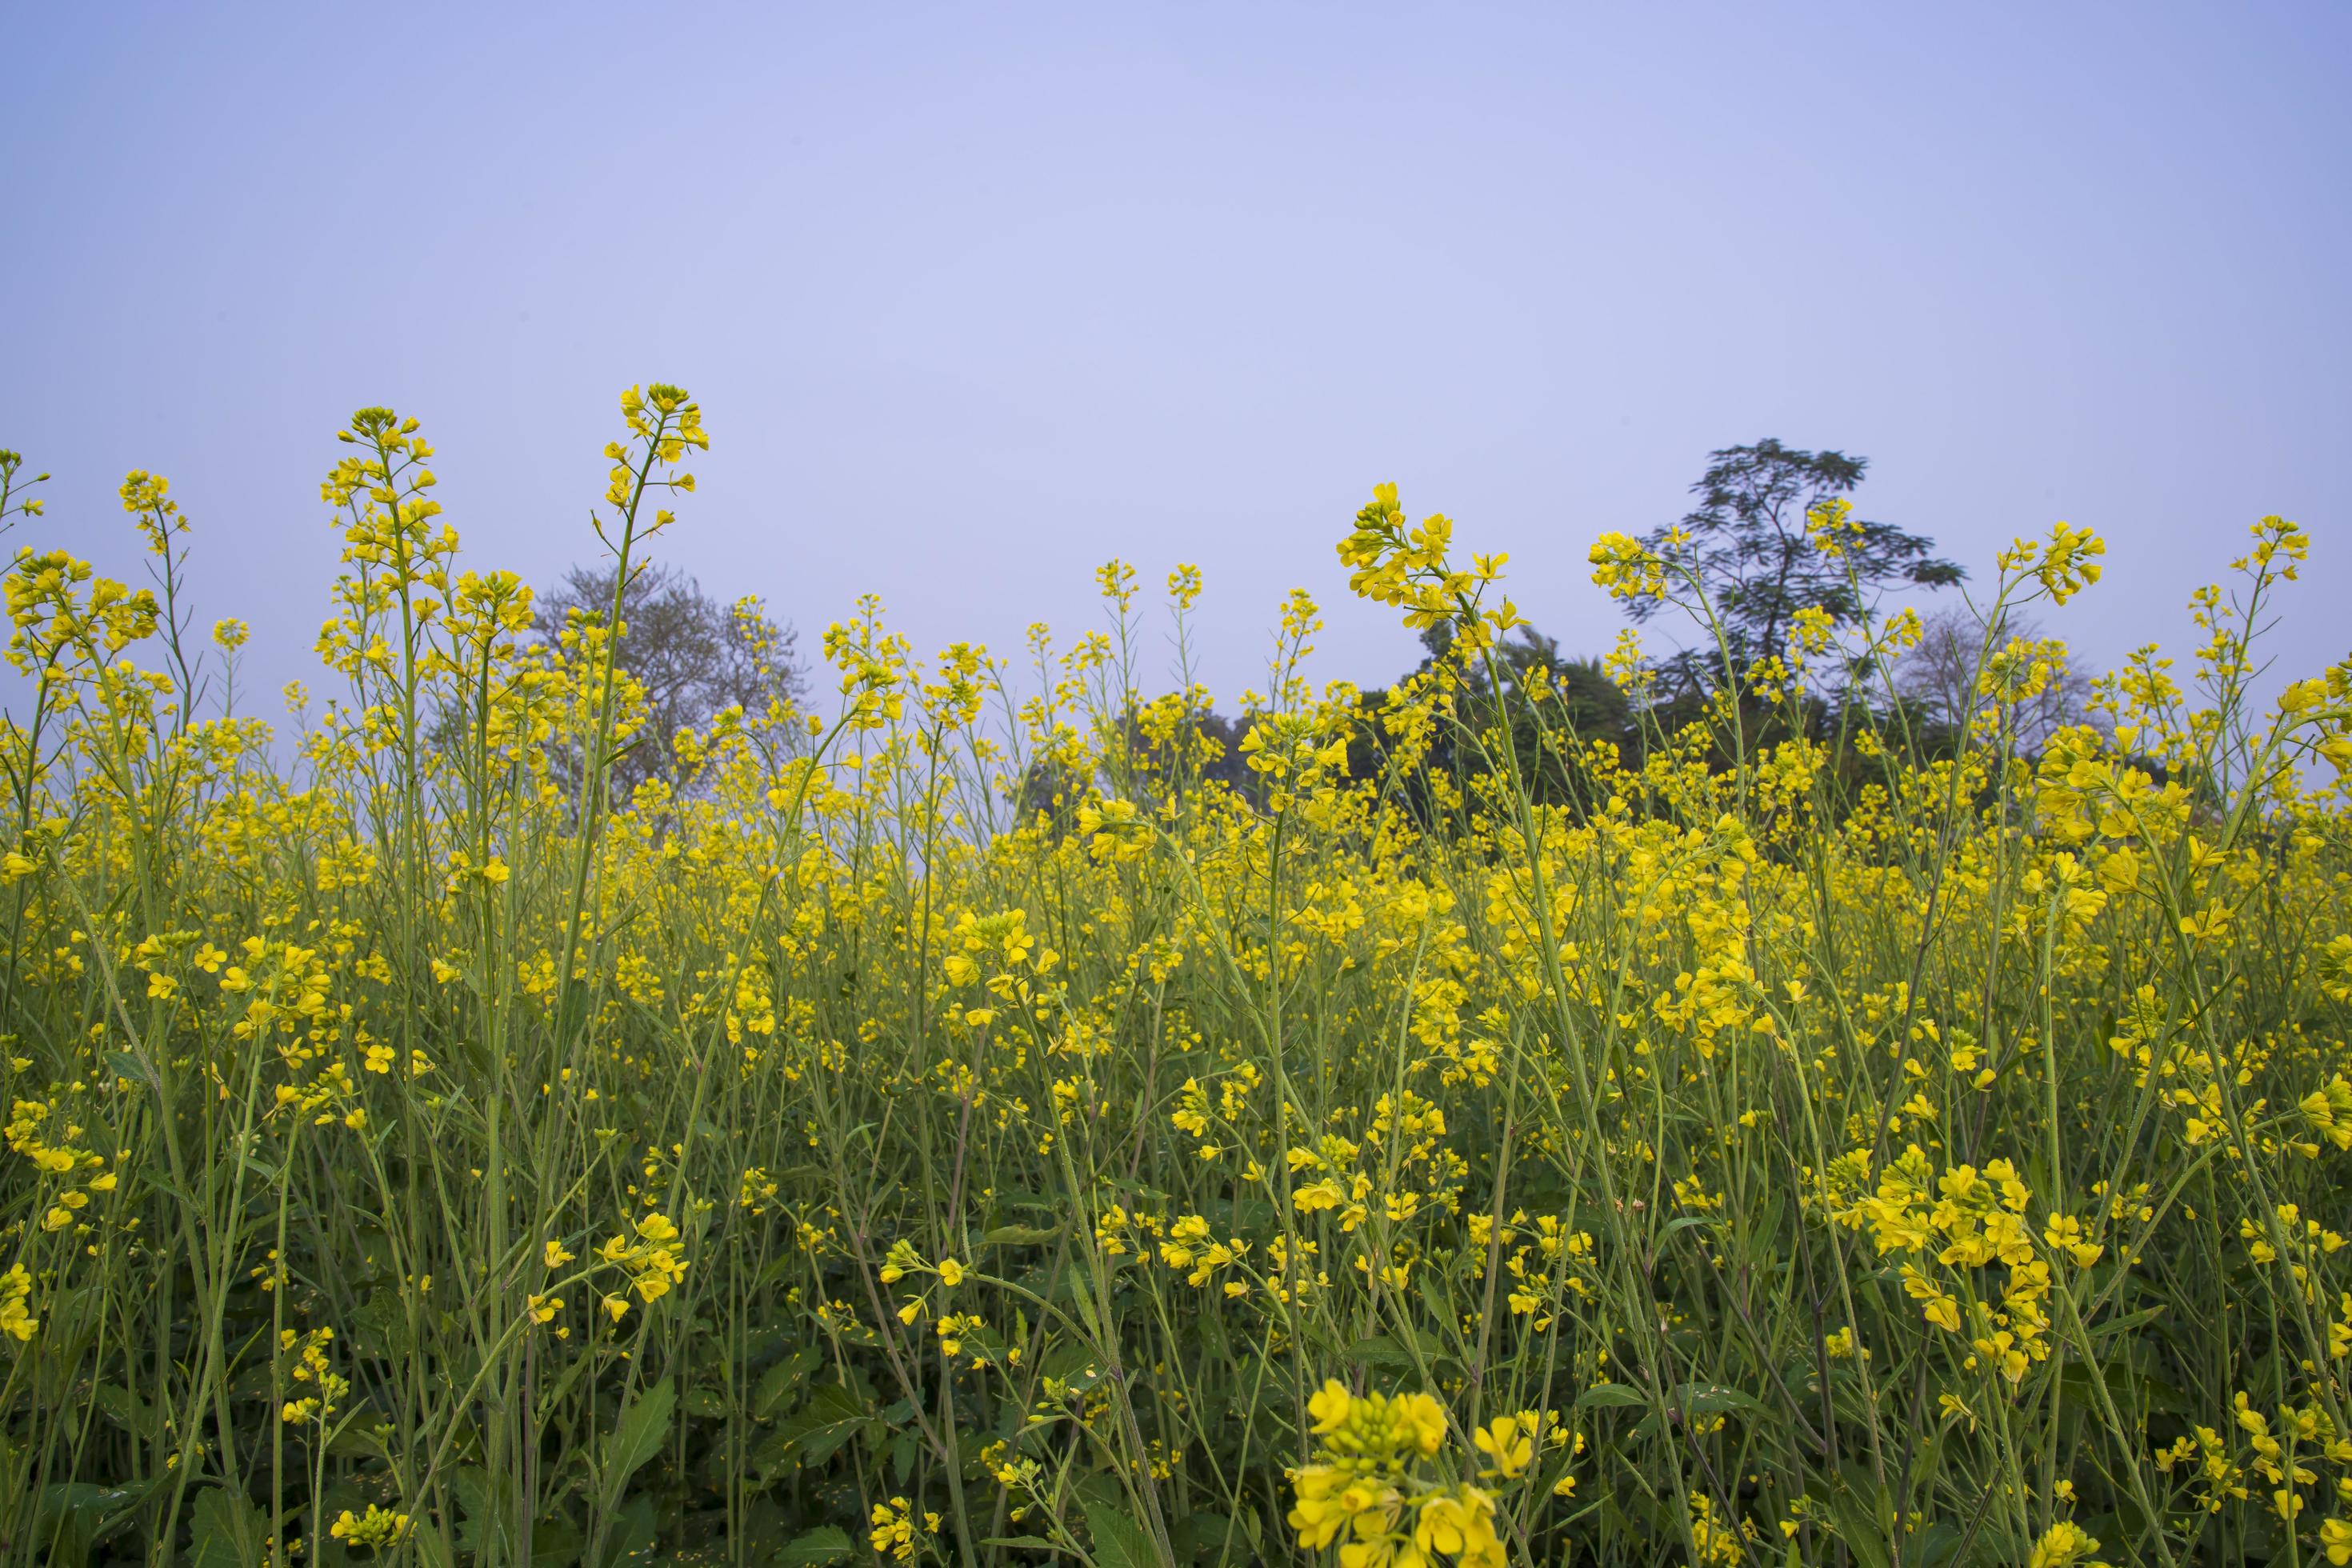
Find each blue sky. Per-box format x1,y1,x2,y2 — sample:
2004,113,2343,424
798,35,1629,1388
5,2,2346,714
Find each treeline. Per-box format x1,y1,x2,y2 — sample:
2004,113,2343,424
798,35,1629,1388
551,438,2102,818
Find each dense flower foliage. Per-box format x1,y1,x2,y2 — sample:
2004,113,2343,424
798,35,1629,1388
2,404,2350,1568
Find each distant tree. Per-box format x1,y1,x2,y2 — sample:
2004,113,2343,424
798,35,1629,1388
1478,624,1634,749
537,560,806,799
1631,439,1963,691
1894,603,2101,754
1017,705,1267,828
1351,620,1635,816
1183,709,1268,800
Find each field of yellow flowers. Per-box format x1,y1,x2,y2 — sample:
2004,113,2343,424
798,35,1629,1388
3,387,2351,1568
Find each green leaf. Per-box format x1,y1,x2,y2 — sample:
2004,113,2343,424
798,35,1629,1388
773,1525,854,1564
1575,1382,1648,1410
1171,1510,1238,1562
1041,1342,1109,1389
596,1495,657,1568
189,1486,268,1568
978,1538,1062,1551
106,1050,149,1086
756,1383,874,1477
93,1383,157,1438
1344,1334,1422,1377
530,1518,586,1568
326,1416,396,1462
454,1466,506,1554
598,1379,675,1512
31,1484,113,1568
1672,1382,1768,1417
1827,1489,1893,1568
2086,1304,2166,1338
2058,1358,2188,1415
1069,1274,1106,1341
408,1520,458,1568
1083,1500,1158,1568
755,1348,819,1418
982,1223,1062,1246
1659,1214,1724,1238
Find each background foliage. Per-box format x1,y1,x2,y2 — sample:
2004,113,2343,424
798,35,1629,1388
2,402,2350,1568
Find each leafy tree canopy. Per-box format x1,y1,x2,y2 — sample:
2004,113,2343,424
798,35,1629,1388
536,560,804,798
1632,438,1962,686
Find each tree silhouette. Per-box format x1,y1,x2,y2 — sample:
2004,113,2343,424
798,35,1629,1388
1632,438,1962,691
536,560,805,799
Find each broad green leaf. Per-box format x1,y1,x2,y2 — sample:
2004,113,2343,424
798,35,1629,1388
189,1486,268,1568
1172,1510,1238,1562
596,1496,657,1568
1083,1500,1158,1568
1575,1382,1648,1410
1659,1214,1725,1238
530,1518,586,1568
93,1384,156,1438
1671,1382,1768,1416
1827,1490,1893,1568
597,1378,675,1511
755,1348,820,1417
2086,1305,2166,1338
990,1190,1064,1215
774,1525,854,1564
1344,1334,1422,1376
756,1383,874,1476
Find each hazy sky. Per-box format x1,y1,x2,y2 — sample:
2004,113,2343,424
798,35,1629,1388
5,2,2347,718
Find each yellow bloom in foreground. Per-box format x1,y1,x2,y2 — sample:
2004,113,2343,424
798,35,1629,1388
2303,1078,2352,1150
2042,1214,2103,1267
1290,1382,1502,1565
1471,1414,1533,1479
936,1256,965,1286
330,1505,411,1548
868,1497,936,1564
1308,1378,1354,1434
1286,1463,1396,1554
1415,1486,1506,1568
0,1265,38,1342
1392,1394,1447,1457
2026,1519,2108,1568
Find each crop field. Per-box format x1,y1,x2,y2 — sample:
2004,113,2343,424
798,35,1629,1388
3,386,2351,1568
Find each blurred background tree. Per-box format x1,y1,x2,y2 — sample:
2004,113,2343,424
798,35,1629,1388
1630,438,1964,695
1346,620,1635,818
535,560,806,800
1894,602,2102,754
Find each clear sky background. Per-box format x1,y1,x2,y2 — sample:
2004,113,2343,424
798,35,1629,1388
5,2,2347,717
